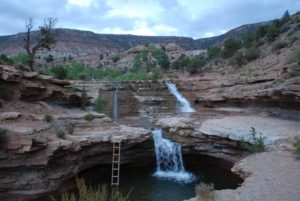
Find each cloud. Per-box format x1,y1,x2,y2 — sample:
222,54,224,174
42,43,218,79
67,0,92,7
0,0,299,38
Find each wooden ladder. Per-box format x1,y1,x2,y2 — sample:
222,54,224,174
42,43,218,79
111,141,121,186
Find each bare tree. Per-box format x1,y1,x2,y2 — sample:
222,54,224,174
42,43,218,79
24,18,57,71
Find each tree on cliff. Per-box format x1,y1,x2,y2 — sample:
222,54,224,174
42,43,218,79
24,18,57,71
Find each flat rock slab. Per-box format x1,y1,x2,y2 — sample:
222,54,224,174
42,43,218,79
0,112,21,121
199,115,300,145
186,151,300,201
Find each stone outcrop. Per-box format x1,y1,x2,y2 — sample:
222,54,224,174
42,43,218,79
185,149,300,201
155,115,248,166
161,113,300,201
0,65,84,110
177,61,300,109
0,67,158,201
0,65,76,102
74,80,177,118
0,112,152,201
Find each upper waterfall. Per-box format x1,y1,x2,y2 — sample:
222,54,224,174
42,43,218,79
165,80,195,113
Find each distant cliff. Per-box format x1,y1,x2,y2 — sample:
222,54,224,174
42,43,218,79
0,22,264,57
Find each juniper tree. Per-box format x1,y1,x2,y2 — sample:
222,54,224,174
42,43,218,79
24,18,57,71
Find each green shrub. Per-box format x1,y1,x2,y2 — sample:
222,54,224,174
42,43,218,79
83,113,95,121
256,25,268,39
0,54,13,64
44,54,54,63
66,123,74,134
170,55,190,70
45,65,68,79
44,60,160,81
0,84,12,100
293,137,300,159
104,68,123,81
242,32,256,48
94,98,105,113
207,47,221,60
288,69,300,78
289,36,298,44
56,129,65,139
222,38,241,58
81,87,88,110
244,46,260,61
286,50,300,64
69,84,78,92
10,54,29,65
148,67,160,80
186,56,206,74
43,114,53,122
112,55,120,63
266,24,280,42
52,178,131,201
133,44,169,70
280,10,290,25
195,183,215,201
67,62,86,80
0,128,7,137
0,128,7,148
240,127,266,152
272,41,288,51
151,47,170,69
232,52,246,66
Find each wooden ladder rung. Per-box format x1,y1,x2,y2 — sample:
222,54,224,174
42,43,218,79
111,141,121,186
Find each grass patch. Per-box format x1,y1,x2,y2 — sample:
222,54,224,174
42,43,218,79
10,54,29,65
195,183,215,201
56,129,65,139
83,113,95,121
293,137,300,159
43,114,53,122
52,178,131,201
94,98,105,113
240,127,266,152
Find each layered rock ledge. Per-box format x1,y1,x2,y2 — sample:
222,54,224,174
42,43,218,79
155,113,300,201
0,112,152,201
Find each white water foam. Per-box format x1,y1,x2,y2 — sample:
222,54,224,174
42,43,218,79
165,80,195,113
152,128,196,183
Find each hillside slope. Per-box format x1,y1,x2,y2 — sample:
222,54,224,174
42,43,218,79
0,22,263,57
177,13,300,110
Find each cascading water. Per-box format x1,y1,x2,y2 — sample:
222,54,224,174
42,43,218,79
112,87,118,121
152,128,195,183
165,80,195,113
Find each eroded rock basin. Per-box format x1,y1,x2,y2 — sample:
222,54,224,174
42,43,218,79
77,156,242,201
152,108,300,201
1,99,300,201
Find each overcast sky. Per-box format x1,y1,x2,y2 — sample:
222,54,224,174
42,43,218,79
0,0,299,38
